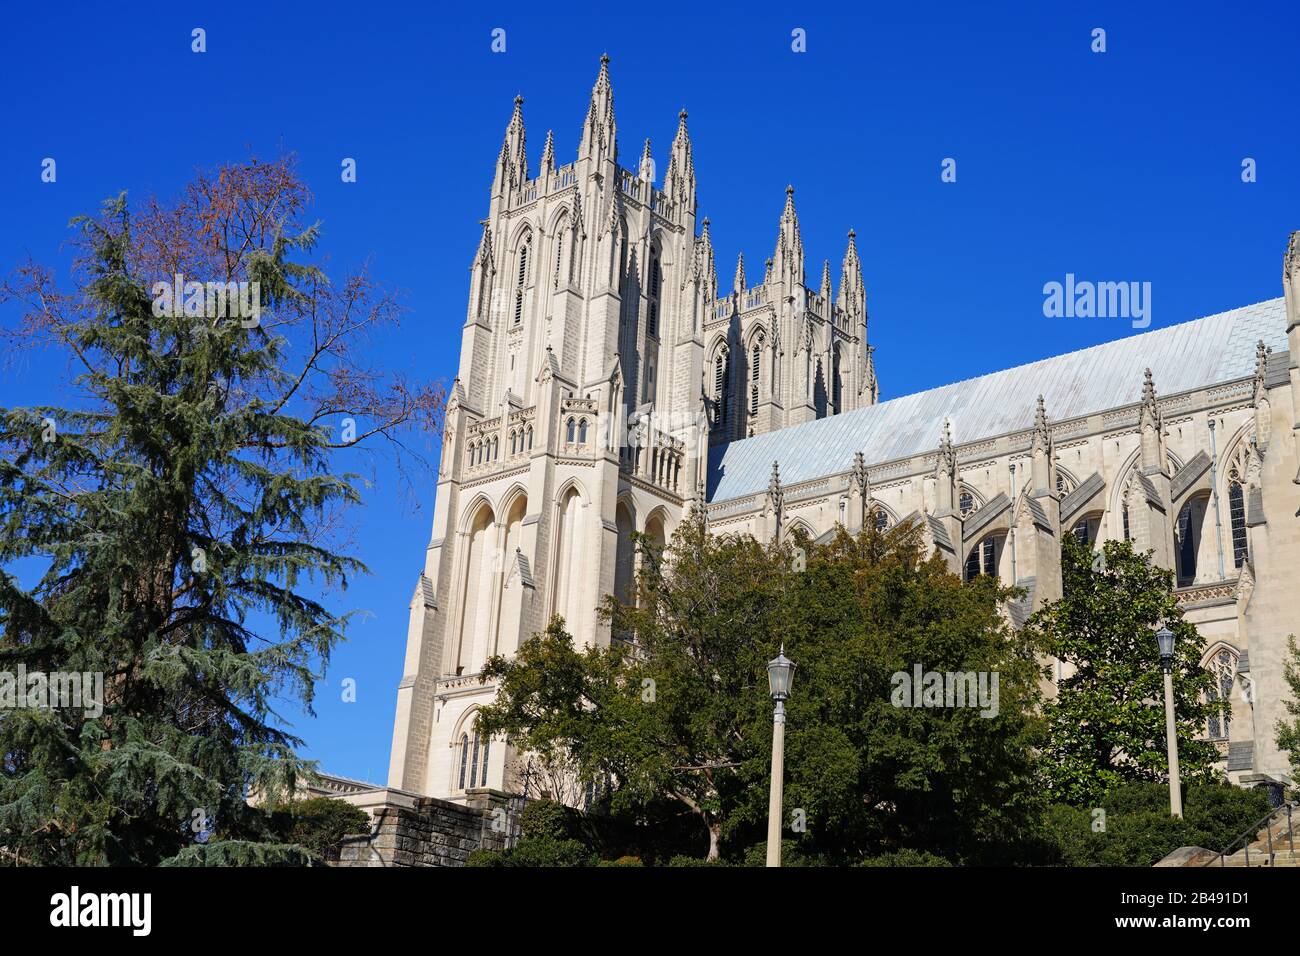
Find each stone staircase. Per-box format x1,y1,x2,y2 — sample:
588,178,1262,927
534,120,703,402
1204,806,1297,868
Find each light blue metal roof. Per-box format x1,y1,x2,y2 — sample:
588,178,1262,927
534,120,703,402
707,298,1288,502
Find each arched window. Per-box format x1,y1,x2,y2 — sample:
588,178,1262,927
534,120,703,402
958,489,975,517
1072,515,1100,548
526,424,533,449
457,724,491,791
832,347,842,411
648,255,662,338
1206,649,1237,740
713,348,729,426
469,728,481,787
566,418,577,443
553,221,567,290
874,509,889,532
578,419,588,444
1122,502,1131,541
514,234,532,326
965,535,1003,582
1228,482,1248,567
1176,501,1198,586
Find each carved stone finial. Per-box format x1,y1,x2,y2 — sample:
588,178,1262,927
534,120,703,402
851,451,870,499
937,419,956,474
1033,395,1050,448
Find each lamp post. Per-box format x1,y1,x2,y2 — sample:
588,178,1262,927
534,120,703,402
766,647,796,867
1156,626,1183,819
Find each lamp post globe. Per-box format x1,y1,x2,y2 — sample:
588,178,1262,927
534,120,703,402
767,648,796,701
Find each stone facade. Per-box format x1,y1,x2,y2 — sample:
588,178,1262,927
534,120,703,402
388,55,1300,806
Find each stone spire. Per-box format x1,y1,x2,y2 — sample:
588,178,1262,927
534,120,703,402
605,186,622,236
1031,395,1054,494
1139,368,1166,473
579,54,617,165
664,108,696,211
694,217,716,295
1282,233,1300,483
540,128,555,173
861,345,878,405
1285,230,1300,333
1248,340,1272,451
1253,339,1272,401
639,138,654,182
758,461,785,544
600,188,624,290
733,252,746,294
506,94,527,180
771,185,804,284
935,419,957,514
838,228,866,322
767,460,785,516
819,259,832,303
848,450,872,532
570,191,585,238
468,222,495,324
473,221,494,269
851,450,871,500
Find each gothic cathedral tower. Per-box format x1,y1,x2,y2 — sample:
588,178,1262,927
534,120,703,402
389,57,875,801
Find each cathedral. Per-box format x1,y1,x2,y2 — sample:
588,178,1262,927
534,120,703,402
387,56,1300,805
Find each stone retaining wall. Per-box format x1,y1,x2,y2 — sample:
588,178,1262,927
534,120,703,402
333,789,517,867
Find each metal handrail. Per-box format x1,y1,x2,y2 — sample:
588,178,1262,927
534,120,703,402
1203,802,1295,867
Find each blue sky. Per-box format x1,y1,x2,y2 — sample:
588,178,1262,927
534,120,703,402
2,1,1297,783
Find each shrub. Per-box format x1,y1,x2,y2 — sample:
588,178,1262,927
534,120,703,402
856,849,953,867
266,797,371,865
1042,781,1272,866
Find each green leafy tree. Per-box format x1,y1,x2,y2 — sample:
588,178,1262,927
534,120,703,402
479,513,1046,864
774,525,1045,864
1030,536,1225,806
479,511,785,860
1277,636,1300,779
0,158,441,865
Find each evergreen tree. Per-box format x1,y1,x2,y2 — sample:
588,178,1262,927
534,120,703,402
1030,536,1225,806
0,158,441,864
